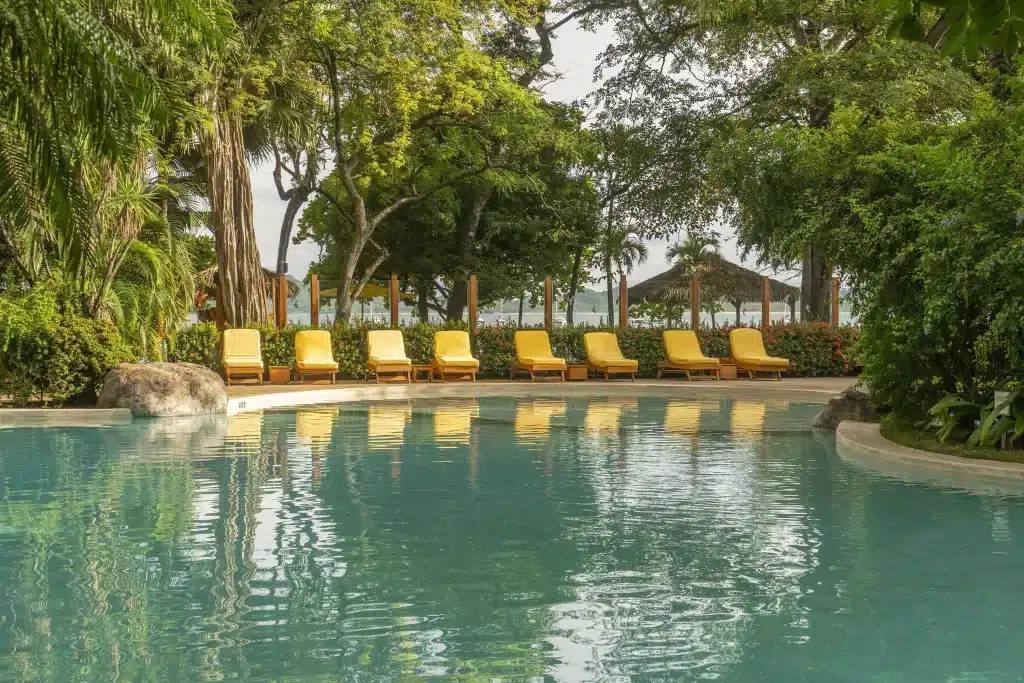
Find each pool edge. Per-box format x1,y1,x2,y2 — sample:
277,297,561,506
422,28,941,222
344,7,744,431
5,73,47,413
0,408,133,428
837,421,1024,483
227,381,841,414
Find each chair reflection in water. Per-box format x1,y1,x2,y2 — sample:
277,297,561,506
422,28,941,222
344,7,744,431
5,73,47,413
514,400,566,444
367,404,411,451
730,400,767,436
295,408,337,448
584,399,638,434
226,410,264,445
433,402,479,446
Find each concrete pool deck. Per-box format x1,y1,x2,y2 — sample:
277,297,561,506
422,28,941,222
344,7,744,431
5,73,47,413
226,376,855,413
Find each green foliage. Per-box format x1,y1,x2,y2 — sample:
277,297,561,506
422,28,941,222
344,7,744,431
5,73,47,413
0,301,135,405
170,322,220,370
927,390,1024,448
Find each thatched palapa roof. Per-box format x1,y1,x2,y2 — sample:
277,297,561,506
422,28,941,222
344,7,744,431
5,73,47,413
628,253,799,305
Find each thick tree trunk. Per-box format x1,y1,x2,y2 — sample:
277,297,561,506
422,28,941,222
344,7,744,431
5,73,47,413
566,241,585,325
203,111,267,326
800,245,830,321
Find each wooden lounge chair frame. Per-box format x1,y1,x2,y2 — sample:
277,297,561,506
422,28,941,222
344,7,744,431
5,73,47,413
434,363,478,383
225,365,264,386
656,360,721,381
509,363,566,382
367,362,412,384
586,362,636,382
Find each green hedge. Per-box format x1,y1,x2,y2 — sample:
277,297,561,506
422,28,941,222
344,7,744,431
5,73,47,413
1,290,135,405
175,321,859,380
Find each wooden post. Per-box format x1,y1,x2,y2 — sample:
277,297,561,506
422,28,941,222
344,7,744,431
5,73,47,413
544,276,553,330
789,294,797,323
468,275,478,331
690,275,700,330
389,274,399,329
310,273,320,328
276,273,288,328
831,276,840,326
618,275,628,329
761,276,771,330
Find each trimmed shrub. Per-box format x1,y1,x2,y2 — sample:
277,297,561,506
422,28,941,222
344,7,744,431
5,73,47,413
170,322,220,371
1,313,135,405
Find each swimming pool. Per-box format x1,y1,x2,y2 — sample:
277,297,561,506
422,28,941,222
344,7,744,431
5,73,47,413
1,397,1022,681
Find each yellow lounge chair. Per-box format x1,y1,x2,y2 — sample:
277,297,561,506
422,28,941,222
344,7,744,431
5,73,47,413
433,330,479,382
583,332,638,381
658,330,721,380
222,328,265,385
511,330,566,381
366,330,412,383
728,328,790,380
295,330,339,384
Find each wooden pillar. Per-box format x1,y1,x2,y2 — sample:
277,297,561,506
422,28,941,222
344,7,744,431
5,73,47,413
618,275,628,329
544,276,553,330
468,275,478,331
831,276,840,327
761,276,771,330
690,275,700,330
276,273,288,328
310,274,320,328
389,274,399,329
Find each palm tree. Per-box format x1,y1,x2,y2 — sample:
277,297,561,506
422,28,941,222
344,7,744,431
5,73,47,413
593,226,648,326
665,232,720,326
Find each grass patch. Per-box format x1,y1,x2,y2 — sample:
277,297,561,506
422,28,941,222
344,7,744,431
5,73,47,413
880,416,1024,464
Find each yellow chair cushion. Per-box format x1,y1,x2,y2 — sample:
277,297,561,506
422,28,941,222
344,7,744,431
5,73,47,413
663,330,719,366
514,331,567,369
367,330,411,364
434,331,479,369
584,332,639,370
295,330,338,371
223,329,264,369
729,328,789,369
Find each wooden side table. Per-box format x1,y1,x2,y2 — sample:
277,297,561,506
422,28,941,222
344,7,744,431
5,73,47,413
566,364,588,381
412,364,434,383
718,361,738,380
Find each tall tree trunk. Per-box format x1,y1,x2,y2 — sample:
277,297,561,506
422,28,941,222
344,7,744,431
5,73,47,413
417,280,429,321
447,184,492,321
203,111,267,326
518,291,525,327
734,299,742,326
566,241,585,325
800,245,830,321
275,189,310,275
605,257,615,328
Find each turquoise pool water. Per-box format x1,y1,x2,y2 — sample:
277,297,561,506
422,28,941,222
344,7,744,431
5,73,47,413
0,397,1022,681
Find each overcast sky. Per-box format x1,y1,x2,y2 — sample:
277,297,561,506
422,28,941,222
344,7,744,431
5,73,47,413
249,20,799,287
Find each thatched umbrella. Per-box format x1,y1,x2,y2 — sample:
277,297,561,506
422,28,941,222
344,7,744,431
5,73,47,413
628,253,799,323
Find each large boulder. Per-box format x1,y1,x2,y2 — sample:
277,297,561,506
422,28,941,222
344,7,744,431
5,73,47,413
812,382,878,429
97,362,227,417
